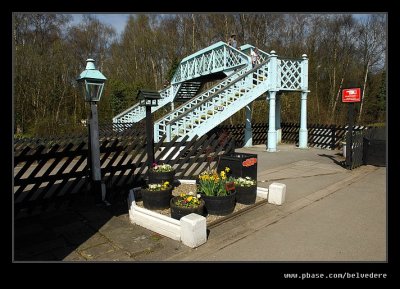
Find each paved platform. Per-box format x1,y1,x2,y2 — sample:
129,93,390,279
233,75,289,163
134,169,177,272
13,144,386,262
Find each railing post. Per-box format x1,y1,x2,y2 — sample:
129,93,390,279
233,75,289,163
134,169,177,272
244,104,253,147
269,50,278,90
298,53,309,149
275,93,281,144
166,124,171,142
299,91,308,149
267,91,277,152
223,46,226,69
301,54,309,91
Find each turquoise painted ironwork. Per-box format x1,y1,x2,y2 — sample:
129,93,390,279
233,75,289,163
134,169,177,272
113,41,250,124
155,57,271,142
154,49,308,144
112,83,179,124
172,41,249,84
112,41,308,151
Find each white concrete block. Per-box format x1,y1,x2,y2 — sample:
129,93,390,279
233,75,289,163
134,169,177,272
131,209,181,240
178,179,197,185
268,182,286,205
256,187,269,199
180,213,207,248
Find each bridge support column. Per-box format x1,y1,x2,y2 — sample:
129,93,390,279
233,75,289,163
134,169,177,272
299,91,308,149
244,104,253,147
267,91,277,152
275,93,281,144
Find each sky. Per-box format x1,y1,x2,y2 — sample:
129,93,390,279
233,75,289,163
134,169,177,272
69,13,375,36
69,14,131,35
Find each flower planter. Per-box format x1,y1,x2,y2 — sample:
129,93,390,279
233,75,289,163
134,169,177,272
235,185,257,205
217,153,257,181
148,169,175,185
201,191,236,216
128,188,207,248
170,197,206,220
141,185,173,210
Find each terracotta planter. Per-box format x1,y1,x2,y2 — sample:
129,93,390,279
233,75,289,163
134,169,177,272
170,197,206,220
141,185,173,210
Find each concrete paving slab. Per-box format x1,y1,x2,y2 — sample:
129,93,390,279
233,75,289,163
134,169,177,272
78,243,118,260
75,233,109,251
103,227,159,256
98,216,132,234
53,221,97,246
93,249,133,261
63,251,87,262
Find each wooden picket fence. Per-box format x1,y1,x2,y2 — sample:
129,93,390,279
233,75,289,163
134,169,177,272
14,124,235,217
14,121,381,217
212,122,370,149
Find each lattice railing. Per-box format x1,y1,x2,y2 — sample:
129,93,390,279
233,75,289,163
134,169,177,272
161,59,271,141
172,41,249,84
154,66,251,142
113,42,308,127
112,83,180,124
278,58,303,90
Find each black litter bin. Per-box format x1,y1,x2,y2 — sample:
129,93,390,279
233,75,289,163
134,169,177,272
217,152,258,181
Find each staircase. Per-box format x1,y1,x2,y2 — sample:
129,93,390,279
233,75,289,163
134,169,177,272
112,41,249,124
154,48,306,142
174,81,202,102
112,40,306,143
154,59,271,142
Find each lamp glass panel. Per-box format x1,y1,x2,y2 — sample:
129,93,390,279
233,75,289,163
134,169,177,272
85,81,104,102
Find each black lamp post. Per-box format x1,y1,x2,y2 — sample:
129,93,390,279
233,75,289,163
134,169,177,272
138,89,161,169
77,58,108,204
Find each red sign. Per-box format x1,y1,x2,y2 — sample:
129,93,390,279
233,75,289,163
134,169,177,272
342,88,361,103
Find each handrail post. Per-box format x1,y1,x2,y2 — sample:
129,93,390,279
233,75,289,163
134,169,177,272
269,50,278,90
224,46,227,69
166,124,171,142
301,54,309,91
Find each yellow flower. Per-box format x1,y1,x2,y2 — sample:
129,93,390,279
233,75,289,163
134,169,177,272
164,181,170,186
225,167,230,172
220,171,226,179
187,196,193,202
180,193,185,197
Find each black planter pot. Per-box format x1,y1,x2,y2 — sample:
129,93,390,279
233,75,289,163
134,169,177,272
170,197,206,220
141,186,172,210
201,191,236,216
217,153,257,181
235,185,257,205
148,170,175,185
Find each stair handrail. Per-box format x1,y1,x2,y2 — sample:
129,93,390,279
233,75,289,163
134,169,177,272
112,85,172,122
166,58,271,126
157,65,249,124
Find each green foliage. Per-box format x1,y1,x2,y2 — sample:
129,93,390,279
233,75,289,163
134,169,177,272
166,58,180,82
29,115,86,138
198,168,235,197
